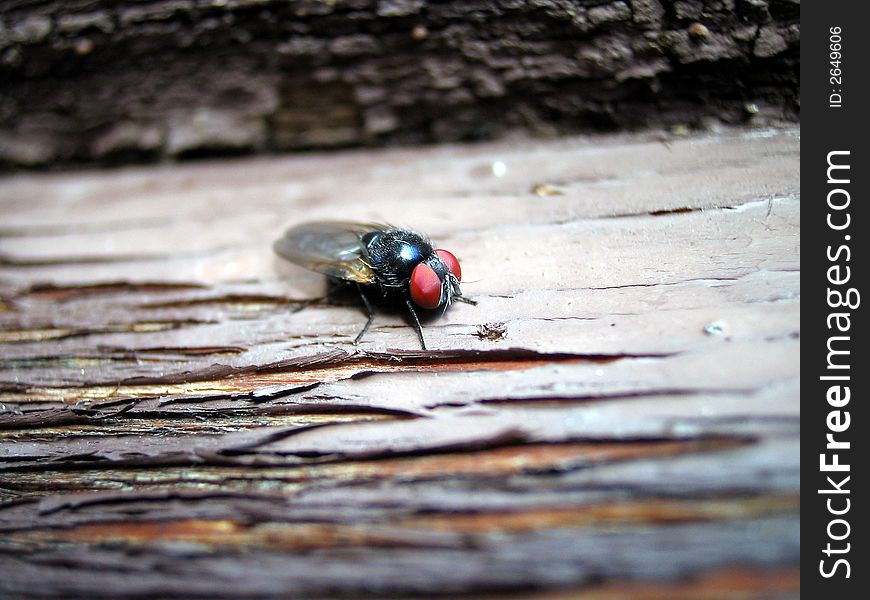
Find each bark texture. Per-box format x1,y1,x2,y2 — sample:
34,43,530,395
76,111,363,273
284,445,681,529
0,127,800,597
1,0,799,167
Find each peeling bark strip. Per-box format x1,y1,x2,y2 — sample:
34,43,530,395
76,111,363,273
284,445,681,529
0,0,798,167
0,129,799,597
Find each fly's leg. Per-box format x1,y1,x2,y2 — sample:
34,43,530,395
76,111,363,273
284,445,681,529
291,296,326,313
404,297,427,350
354,284,376,345
455,296,477,306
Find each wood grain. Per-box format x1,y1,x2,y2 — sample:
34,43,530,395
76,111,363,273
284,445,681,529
0,127,799,598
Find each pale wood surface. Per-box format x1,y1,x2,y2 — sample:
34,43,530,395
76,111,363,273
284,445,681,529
0,127,799,598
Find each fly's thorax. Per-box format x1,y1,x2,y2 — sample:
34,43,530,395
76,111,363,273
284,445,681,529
361,228,434,288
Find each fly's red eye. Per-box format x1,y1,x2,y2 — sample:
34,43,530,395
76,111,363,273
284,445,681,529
435,249,461,281
410,263,443,309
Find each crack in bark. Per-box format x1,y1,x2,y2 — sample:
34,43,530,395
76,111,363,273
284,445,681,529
19,281,207,302
475,387,747,406
0,319,218,345
138,294,311,309
0,243,260,268
0,348,679,391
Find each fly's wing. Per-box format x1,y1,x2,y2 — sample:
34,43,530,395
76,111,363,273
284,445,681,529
273,221,375,283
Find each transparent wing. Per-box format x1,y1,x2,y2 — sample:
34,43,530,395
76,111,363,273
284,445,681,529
273,221,375,283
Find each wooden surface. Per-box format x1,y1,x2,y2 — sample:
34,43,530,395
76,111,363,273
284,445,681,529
0,127,799,598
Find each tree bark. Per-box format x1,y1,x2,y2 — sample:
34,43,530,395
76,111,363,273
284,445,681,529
1,0,799,167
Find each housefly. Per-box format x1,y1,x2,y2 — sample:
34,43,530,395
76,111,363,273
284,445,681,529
274,222,475,349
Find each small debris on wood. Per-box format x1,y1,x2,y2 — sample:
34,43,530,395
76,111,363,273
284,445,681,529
704,320,728,336
531,183,564,197
476,322,507,341
688,22,711,40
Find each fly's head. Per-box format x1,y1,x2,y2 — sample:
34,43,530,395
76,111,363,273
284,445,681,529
409,249,469,310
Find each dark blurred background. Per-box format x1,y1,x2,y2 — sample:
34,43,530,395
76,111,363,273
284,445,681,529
1,0,799,169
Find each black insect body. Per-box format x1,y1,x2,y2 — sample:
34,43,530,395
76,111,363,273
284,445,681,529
274,222,475,349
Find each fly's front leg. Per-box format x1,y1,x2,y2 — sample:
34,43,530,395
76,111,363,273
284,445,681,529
404,297,427,350
354,284,376,345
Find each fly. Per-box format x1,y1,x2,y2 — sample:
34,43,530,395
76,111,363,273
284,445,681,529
274,221,476,349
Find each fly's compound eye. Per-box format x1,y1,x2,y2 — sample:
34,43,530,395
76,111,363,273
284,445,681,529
435,249,461,281
410,262,443,309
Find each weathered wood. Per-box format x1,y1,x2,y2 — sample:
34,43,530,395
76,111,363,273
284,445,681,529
0,127,799,598
1,0,799,167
